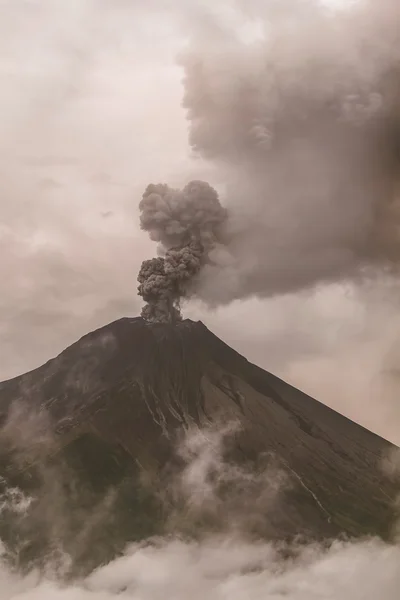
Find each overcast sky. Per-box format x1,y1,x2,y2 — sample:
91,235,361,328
1,0,400,444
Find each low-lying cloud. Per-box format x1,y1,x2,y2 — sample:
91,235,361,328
0,423,399,600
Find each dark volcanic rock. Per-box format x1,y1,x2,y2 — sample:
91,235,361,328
0,317,398,572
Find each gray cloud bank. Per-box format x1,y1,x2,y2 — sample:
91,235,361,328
139,0,400,313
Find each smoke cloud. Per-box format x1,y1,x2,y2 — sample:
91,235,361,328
139,0,400,315
138,181,227,322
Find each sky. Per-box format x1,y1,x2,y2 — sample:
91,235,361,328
1,0,400,444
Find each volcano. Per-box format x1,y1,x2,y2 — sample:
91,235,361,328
0,317,398,572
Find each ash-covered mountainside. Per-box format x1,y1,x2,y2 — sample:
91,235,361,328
0,317,398,571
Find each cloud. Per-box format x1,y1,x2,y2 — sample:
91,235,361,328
172,0,400,305
0,0,193,377
0,423,399,600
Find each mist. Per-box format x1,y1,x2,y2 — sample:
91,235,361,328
0,424,399,599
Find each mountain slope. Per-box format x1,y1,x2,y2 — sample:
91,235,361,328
0,317,397,571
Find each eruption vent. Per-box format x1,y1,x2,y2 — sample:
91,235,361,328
137,181,227,323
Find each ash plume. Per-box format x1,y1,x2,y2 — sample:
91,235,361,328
137,181,227,322
140,0,400,312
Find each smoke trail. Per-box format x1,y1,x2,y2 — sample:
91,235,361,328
137,181,227,322
138,0,400,314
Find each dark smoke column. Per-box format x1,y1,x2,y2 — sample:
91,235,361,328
137,181,227,323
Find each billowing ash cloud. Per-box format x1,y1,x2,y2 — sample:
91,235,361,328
138,0,400,317
137,181,227,322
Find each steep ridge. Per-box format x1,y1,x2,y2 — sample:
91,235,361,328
0,317,397,572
